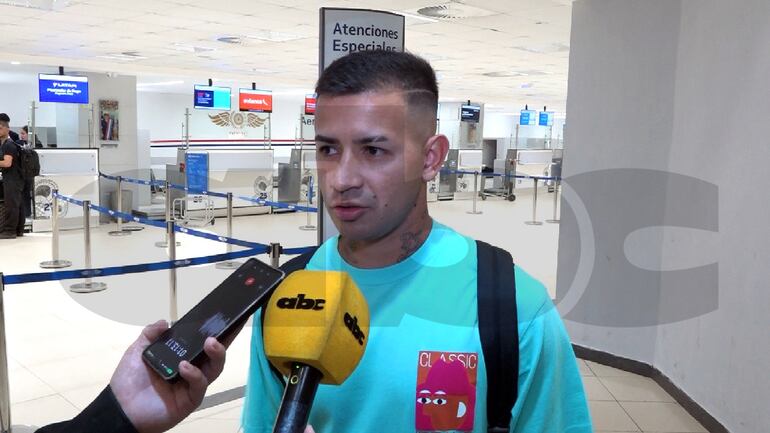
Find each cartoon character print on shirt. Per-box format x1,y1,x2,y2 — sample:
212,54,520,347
416,351,478,432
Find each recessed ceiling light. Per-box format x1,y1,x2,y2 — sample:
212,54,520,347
97,51,147,61
216,36,244,45
415,2,497,19
392,10,438,23
10,61,21,65
1,0,70,11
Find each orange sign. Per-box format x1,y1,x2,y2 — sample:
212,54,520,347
239,89,272,113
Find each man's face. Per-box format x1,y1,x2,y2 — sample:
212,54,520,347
0,124,9,139
315,90,429,241
20,130,27,140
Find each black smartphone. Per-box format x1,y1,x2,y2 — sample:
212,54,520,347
142,258,285,381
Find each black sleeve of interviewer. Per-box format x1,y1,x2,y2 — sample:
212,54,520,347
35,386,138,433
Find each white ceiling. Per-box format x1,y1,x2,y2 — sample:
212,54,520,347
0,0,572,112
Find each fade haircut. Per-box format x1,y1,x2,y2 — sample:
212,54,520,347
315,50,438,119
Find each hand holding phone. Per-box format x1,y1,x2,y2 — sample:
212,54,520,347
143,258,285,381
110,320,228,433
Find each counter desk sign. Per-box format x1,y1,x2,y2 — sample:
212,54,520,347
319,8,406,71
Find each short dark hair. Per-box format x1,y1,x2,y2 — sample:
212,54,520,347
315,50,438,114
22,125,28,133
0,113,9,123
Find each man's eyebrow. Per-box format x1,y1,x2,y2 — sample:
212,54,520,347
315,134,338,144
353,135,388,146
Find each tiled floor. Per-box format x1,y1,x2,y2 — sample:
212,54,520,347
0,192,705,431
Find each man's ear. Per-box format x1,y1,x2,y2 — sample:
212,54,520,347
422,134,449,182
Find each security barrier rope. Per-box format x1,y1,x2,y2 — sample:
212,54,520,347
0,191,318,286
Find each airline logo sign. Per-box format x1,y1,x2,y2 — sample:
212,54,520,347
305,94,317,115
239,89,273,113
320,8,405,71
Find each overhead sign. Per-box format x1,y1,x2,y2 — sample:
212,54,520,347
319,8,405,72
194,85,231,110
304,94,317,115
520,109,536,126
538,111,555,126
39,74,89,104
239,89,273,113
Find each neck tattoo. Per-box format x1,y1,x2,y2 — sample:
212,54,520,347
398,228,424,262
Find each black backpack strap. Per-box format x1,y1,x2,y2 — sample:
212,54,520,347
260,247,319,386
476,240,518,433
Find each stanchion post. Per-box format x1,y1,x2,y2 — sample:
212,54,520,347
168,221,178,323
546,180,560,224
299,176,316,231
70,201,107,293
109,176,131,237
269,242,282,268
156,181,180,248
216,192,242,270
524,178,544,226
0,274,11,433
467,171,482,215
40,191,72,269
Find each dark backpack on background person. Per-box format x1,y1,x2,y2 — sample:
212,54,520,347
15,142,41,181
264,240,519,433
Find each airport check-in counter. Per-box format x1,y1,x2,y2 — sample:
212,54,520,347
454,149,483,200
197,148,274,216
511,149,555,190
32,148,101,232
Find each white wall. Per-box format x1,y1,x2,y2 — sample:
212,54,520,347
137,91,307,163
559,1,770,431
0,80,66,132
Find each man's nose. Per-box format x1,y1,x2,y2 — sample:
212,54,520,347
328,151,364,193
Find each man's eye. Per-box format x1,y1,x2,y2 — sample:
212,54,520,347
365,146,383,156
318,146,337,156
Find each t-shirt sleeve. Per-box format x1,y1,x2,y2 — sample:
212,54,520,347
1,141,15,159
242,309,286,433
509,267,593,433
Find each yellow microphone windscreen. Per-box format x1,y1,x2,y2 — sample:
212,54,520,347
263,270,369,385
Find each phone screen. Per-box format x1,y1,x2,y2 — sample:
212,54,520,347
143,258,284,380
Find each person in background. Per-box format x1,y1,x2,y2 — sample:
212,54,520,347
16,125,38,219
0,113,19,142
0,116,24,238
20,125,43,148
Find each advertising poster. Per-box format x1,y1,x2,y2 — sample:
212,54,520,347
99,99,119,142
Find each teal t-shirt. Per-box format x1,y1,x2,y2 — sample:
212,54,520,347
243,221,592,433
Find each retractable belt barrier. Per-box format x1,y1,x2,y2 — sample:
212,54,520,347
53,193,262,249
0,192,318,286
2,246,268,286
99,172,318,212
439,168,561,182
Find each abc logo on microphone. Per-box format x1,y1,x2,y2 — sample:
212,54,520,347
264,271,370,385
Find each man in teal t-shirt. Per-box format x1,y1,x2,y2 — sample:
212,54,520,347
243,50,592,433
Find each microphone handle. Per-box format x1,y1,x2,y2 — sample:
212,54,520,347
272,363,323,433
